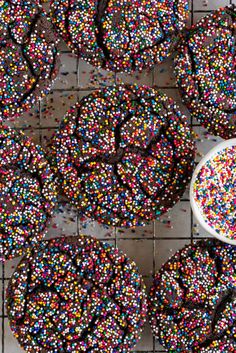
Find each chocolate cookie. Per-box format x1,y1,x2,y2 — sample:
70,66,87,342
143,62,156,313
175,6,236,139
48,85,195,227
0,126,57,260
0,0,60,120
7,235,147,352
149,240,236,352
50,0,189,73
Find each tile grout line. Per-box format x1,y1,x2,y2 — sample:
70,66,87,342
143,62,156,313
48,85,180,92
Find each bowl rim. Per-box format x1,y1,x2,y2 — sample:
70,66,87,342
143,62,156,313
190,138,236,246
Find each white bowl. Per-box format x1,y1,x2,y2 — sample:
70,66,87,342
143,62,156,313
190,138,236,246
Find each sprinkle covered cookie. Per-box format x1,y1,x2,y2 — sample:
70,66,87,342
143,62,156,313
0,0,60,120
149,240,236,352
50,0,188,73
175,6,236,139
48,85,195,227
0,126,57,260
7,235,147,352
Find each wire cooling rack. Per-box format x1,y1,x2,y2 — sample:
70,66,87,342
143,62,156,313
1,0,235,352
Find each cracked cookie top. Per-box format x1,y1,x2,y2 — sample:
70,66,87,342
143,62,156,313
50,0,188,72
0,126,57,260
7,235,147,353
48,85,195,227
148,239,236,353
174,5,236,139
0,0,60,120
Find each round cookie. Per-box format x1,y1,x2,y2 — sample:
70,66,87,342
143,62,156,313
50,0,189,73
0,0,60,120
148,240,236,352
6,235,147,353
175,6,236,139
48,85,195,227
0,126,57,260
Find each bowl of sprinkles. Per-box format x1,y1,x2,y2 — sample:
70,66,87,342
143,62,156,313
190,139,236,245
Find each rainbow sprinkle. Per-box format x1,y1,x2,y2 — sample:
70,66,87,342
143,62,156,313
0,0,60,120
48,85,195,227
175,5,236,139
149,240,236,352
0,126,57,260
50,0,188,72
193,145,236,241
7,235,147,352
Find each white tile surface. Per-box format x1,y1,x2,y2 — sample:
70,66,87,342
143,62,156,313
193,0,230,11
116,222,154,239
116,68,154,86
155,239,191,271
132,322,154,351
194,125,223,162
4,258,23,279
44,203,79,239
4,319,24,353
117,239,154,276
7,103,40,129
155,202,191,239
153,55,177,88
53,53,78,90
78,59,116,88
79,217,116,239
41,91,79,127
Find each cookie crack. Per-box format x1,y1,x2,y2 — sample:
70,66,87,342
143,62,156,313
211,289,235,333
12,249,140,349
64,0,77,53
95,0,111,61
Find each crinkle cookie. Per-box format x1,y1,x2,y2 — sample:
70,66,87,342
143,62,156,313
50,0,189,72
7,235,147,353
0,126,57,260
48,85,195,227
175,6,236,139
0,0,60,120
149,239,236,352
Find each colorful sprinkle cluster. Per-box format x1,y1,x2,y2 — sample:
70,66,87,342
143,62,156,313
175,5,236,139
7,235,147,352
0,126,57,260
50,0,188,72
148,240,236,352
0,0,60,120
48,85,195,227
193,145,236,241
